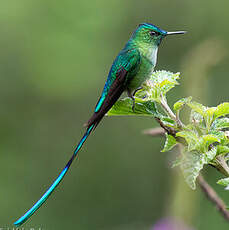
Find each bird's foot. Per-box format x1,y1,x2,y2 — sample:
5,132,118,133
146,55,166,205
127,88,143,113
129,87,143,112
133,87,143,97
131,100,136,112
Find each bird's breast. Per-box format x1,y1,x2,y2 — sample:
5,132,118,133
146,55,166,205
128,56,155,91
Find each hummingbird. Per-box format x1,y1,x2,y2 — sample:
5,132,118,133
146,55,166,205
14,23,186,226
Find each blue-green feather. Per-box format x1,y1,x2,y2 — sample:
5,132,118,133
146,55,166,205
14,124,94,227
95,48,140,112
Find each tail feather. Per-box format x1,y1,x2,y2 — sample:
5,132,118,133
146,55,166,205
14,124,94,227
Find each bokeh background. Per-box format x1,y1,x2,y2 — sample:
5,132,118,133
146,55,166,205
0,0,229,229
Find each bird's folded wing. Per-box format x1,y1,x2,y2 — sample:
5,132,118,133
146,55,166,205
86,49,141,128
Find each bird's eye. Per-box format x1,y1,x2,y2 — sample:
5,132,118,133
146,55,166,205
149,31,156,36
149,31,160,37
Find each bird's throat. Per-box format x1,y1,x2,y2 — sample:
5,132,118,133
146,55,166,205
139,44,158,66
129,39,159,66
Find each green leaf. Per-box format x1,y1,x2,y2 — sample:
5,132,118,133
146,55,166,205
216,145,229,155
206,107,217,118
180,152,204,190
205,107,217,127
215,102,229,118
107,97,159,117
140,71,180,101
212,118,229,130
187,101,217,128
197,134,220,152
205,147,218,162
187,101,207,117
176,130,199,151
217,177,229,187
161,133,177,152
173,97,192,112
190,110,204,123
151,70,180,85
180,148,217,190
187,102,229,129
160,116,176,128
210,130,229,145
154,71,180,96
171,156,182,168
190,110,205,135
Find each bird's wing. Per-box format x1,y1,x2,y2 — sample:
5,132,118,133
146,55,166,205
86,49,141,128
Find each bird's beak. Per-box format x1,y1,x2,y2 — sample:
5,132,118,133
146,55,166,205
166,31,187,35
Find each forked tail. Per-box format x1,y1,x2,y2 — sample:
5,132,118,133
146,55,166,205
14,124,94,226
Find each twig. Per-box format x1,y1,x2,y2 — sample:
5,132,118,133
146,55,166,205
143,127,165,137
215,155,229,177
197,174,229,222
153,117,186,145
160,94,183,128
160,94,176,120
154,117,177,137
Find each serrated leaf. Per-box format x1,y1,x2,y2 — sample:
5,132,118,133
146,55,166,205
206,107,217,117
197,134,220,152
205,147,217,162
202,134,220,144
161,133,177,152
210,130,229,145
171,157,182,168
190,110,204,124
174,97,192,112
187,101,207,117
180,152,204,190
107,98,159,117
180,148,217,190
215,102,229,118
189,112,205,136
217,145,229,155
217,177,229,187
205,107,217,127
187,101,219,128
142,71,180,101
176,130,199,151
158,79,179,94
151,70,180,84
212,118,229,130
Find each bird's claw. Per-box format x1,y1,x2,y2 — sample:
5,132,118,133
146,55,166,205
132,102,136,112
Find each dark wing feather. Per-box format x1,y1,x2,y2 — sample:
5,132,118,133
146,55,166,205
86,67,127,128
86,48,141,129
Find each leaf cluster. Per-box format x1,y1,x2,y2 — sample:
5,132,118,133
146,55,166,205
107,71,229,190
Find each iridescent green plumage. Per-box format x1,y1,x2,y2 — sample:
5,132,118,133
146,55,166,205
94,24,165,112
14,23,186,226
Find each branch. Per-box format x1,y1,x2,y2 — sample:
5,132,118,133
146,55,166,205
153,117,186,144
154,117,177,137
143,127,165,137
197,174,229,222
215,155,229,177
160,94,183,128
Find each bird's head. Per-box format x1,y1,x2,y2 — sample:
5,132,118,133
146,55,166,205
132,23,186,47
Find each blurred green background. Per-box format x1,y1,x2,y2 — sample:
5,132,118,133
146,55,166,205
1,0,229,229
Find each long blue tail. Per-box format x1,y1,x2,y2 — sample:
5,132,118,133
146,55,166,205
14,124,94,227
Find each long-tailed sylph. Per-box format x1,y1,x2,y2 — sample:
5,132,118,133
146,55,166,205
14,23,186,226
